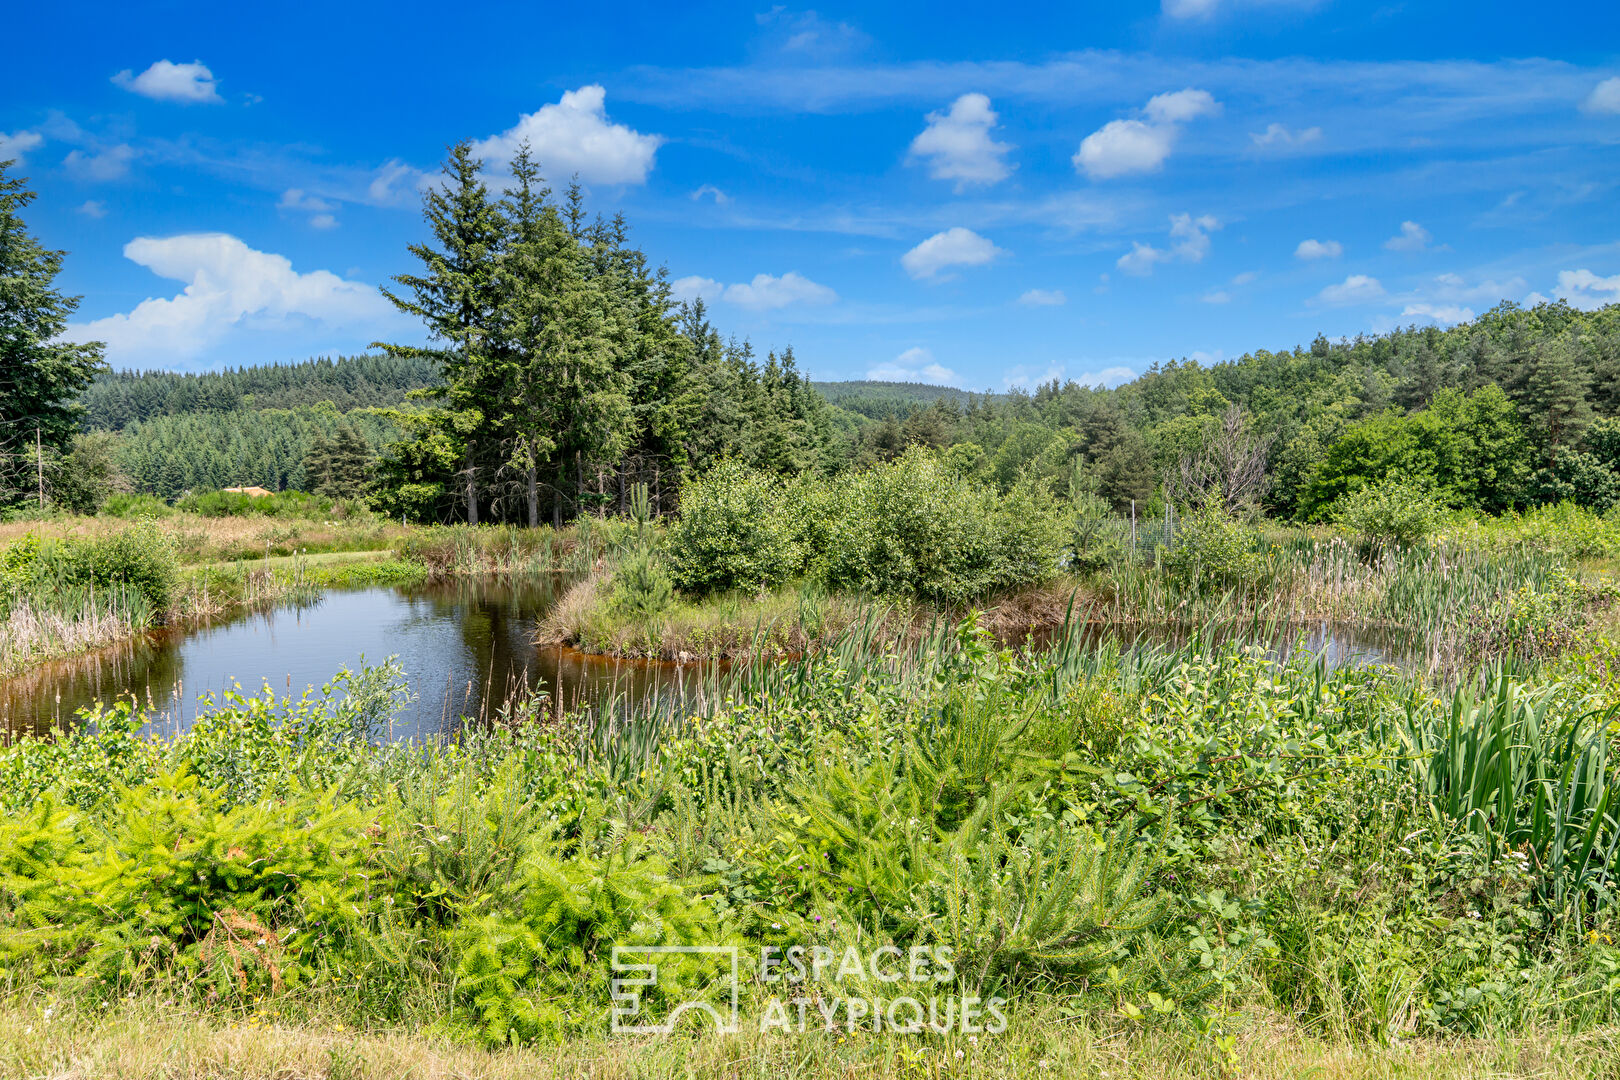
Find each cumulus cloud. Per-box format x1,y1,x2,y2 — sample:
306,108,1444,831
901,227,1004,280
1315,274,1386,305
1426,272,1527,305
62,144,137,181
1074,88,1219,179
1582,77,1620,115
1555,269,1620,310
1402,303,1475,325
1250,123,1322,147
471,85,662,185
1201,289,1232,304
112,60,222,104
77,200,107,218
1117,213,1220,276
1384,221,1432,252
0,130,44,164
867,347,959,386
366,160,424,205
1143,89,1221,124
907,93,1013,190
1295,238,1342,260
721,272,837,310
1017,288,1066,307
65,233,392,364
690,184,731,204
671,271,836,310
278,188,339,228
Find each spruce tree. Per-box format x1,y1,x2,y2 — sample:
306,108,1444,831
0,160,105,506
373,142,505,524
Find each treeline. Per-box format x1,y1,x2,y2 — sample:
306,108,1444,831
367,141,844,526
80,354,440,430
108,408,403,501
848,300,1620,519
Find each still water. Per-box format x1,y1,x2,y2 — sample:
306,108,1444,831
0,578,704,741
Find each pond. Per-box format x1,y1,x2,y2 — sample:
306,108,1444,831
0,579,1411,744
0,578,710,742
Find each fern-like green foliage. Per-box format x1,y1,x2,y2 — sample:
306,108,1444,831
449,839,723,1046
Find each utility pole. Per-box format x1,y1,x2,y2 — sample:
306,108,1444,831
35,427,44,511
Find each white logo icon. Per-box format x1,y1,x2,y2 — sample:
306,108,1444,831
610,945,741,1035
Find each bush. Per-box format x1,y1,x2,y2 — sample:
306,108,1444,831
666,460,807,594
1333,478,1441,549
1157,505,1262,590
0,522,177,614
815,448,1067,604
608,550,674,619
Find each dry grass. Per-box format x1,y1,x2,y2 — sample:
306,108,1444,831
0,998,1613,1080
0,598,143,679
540,573,1094,661
0,514,408,568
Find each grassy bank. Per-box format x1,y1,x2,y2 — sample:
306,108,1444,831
0,621,1617,1071
3,996,1617,1079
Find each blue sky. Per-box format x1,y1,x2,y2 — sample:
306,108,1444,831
4,1,1620,390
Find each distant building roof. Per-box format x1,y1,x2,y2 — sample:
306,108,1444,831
222,486,274,498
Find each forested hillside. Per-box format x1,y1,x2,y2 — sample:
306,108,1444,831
62,297,1620,519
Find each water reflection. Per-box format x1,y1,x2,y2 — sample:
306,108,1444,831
0,578,708,742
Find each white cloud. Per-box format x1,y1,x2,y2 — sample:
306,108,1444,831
901,227,1004,280
907,93,1013,190
1295,238,1342,260
279,189,340,229
1017,288,1066,307
65,233,392,364
1074,88,1219,179
0,130,44,164
1384,220,1432,252
62,144,136,181
1426,272,1527,305
1231,270,1259,285
77,200,107,218
1555,269,1620,310
1117,213,1220,276
671,276,722,304
755,8,869,58
1315,274,1386,305
112,60,222,104
1402,303,1475,325
867,347,959,386
1250,122,1322,147
366,160,424,205
278,189,335,213
471,85,662,185
1073,365,1138,388
1074,120,1175,179
690,184,731,204
1201,289,1232,304
1582,77,1620,115
672,271,836,310
720,271,837,310
1144,89,1221,124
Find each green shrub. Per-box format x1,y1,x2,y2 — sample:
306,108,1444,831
666,460,807,594
1158,505,1262,590
609,550,674,619
1,523,177,614
816,448,1067,603
176,488,342,519
1333,478,1441,549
